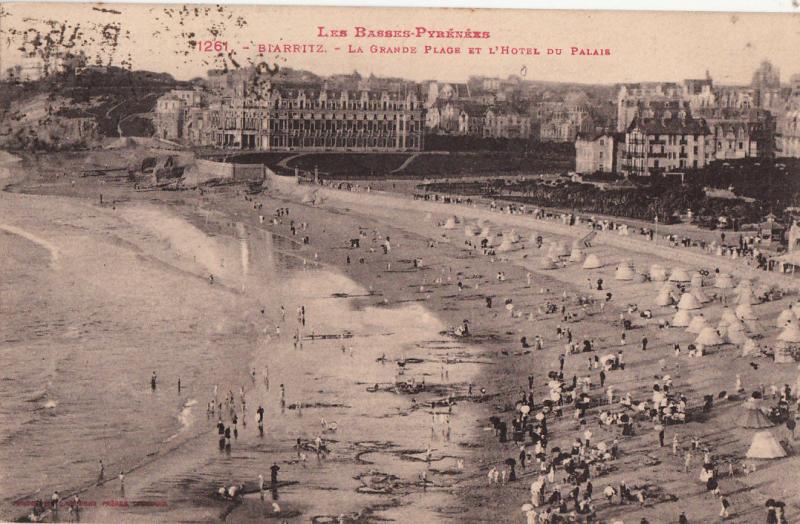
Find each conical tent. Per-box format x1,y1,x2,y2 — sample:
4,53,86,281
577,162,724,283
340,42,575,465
555,241,570,257
746,431,786,459
496,237,518,253
615,262,635,281
660,282,680,295
735,303,758,321
672,309,693,327
464,224,481,237
443,216,458,229
790,302,800,317
776,309,797,328
691,273,704,288
742,338,758,356
569,247,585,263
724,317,748,335
777,321,800,343
727,326,749,345
715,273,735,289
536,257,557,270
669,268,691,282
655,289,674,307
507,230,522,243
695,327,724,346
737,287,759,306
691,287,711,304
479,226,492,238
582,254,602,269
687,315,709,334
677,293,702,310
739,398,774,429
720,308,739,326
735,279,753,294
650,265,668,282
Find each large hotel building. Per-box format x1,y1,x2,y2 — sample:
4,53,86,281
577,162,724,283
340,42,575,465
155,73,425,152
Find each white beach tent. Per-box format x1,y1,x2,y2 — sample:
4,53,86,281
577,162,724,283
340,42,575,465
776,308,797,329
650,264,668,282
555,241,570,257
690,273,704,288
507,230,522,243
496,237,519,253
677,292,702,311
738,398,774,429
742,338,758,357
715,273,735,289
720,308,739,326
691,287,711,304
669,267,691,282
582,254,603,270
737,287,759,306
746,431,786,459
672,309,693,327
480,226,492,238
443,216,458,229
569,247,585,263
735,303,758,321
655,289,674,307
695,327,724,346
776,321,800,363
464,224,481,237
687,315,709,334
615,262,636,281
536,257,557,270
727,325,749,345
735,279,753,294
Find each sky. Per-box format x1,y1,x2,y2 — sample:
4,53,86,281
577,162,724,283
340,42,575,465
1,3,799,85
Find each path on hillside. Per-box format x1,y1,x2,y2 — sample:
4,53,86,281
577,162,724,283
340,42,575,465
391,151,450,174
277,152,310,173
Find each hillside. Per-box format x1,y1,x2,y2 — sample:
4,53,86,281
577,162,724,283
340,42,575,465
0,67,184,150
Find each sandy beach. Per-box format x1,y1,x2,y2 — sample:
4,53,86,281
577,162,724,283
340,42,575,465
2,148,800,523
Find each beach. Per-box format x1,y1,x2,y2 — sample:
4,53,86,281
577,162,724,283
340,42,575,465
2,148,800,523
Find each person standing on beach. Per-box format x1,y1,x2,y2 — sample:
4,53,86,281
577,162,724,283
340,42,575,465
98,459,104,482
257,405,265,436
258,474,265,501
119,473,125,496
270,463,280,486
280,384,286,408
151,371,157,390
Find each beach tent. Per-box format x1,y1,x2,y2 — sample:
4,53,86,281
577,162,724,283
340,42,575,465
582,254,603,270
464,224,481,237
537,257,557,270
443,216,458,229
479,226,492,238
615,262,635,281
720,308,739,326
776,309,797,328
555,241,570,257
497,237,519,253
742,338,758,357
790,302,800,317
569,247,585,263
505,230,521,243
735,279,753,294
677,293,702,310
672,309,693,327
727,325,749,345
690,273,704,288
746,431,786,459
669,268,691,282
546,243,561,259
737,287,759,306
691,287,711,304
687,315,709,334
632,273,647,283
695,327,724,346
738,398,774,429
735,303,758,321
650,264,668,282
715,273,735,289
655,289,674,307
776,321,800,363
660,282,680,294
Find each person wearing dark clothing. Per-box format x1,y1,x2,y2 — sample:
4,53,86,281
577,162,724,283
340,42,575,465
641,337,648,351
600,370,606,388
270,463,280,485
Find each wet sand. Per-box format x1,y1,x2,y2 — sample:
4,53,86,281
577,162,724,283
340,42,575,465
2,148,800,523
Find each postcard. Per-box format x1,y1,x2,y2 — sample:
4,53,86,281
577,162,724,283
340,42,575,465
1,3,799,523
